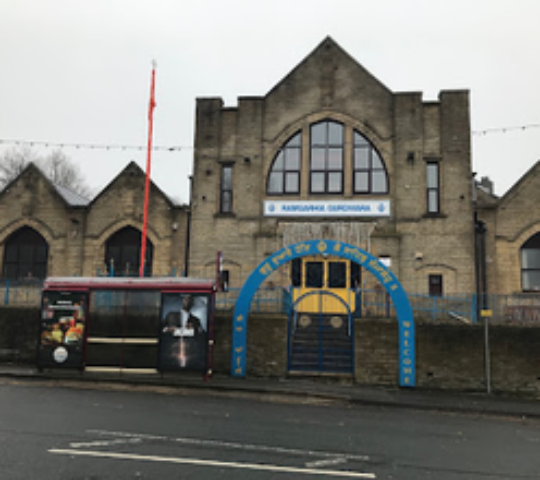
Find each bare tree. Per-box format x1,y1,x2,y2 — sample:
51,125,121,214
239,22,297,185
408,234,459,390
0,146,92,197
0,146,39,188
40,149,92,197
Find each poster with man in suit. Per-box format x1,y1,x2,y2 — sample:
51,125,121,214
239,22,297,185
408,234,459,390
159,293,208,370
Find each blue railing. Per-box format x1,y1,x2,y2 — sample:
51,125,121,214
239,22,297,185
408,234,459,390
216,287,292,313
2,278,539,325
1,278,44,306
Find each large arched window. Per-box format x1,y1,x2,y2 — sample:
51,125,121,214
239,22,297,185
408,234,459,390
310,120,344,194
267,132,301,195
105,226,153,277
2,226,48,279
353,130,388,194
266,121,389,197
521,233,540,292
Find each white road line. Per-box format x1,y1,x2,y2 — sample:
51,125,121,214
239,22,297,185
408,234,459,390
306,457,348,468
49,449,376,478
70,438,142,448
88,430,166,441
87,429,371,462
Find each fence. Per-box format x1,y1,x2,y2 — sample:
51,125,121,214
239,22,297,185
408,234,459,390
480,293,540,325
216,288,540,325
1,279,43,307
2,278,539,325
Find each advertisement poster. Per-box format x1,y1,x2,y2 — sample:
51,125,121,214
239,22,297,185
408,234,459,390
37,291,87,369
159,293,208,371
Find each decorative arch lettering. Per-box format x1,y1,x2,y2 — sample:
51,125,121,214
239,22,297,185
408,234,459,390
231,239,415,387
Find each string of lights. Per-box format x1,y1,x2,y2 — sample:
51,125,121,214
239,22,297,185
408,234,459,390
0,139,189,152
0,122,538,152
472,123,540,136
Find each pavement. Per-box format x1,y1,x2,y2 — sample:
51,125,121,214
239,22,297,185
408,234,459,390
1,363,540,420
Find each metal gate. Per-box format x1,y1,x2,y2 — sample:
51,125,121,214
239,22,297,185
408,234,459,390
287,290,354,374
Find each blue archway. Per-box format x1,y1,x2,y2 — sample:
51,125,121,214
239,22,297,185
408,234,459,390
231,239,416,387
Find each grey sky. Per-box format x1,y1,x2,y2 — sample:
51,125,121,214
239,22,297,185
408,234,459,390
1,0,539,201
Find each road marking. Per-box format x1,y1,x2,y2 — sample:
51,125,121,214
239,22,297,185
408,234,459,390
70,438,142,448
87,429,371,462
306,457,348,468
49,449,376,478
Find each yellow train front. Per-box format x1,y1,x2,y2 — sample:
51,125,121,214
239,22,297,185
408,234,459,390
288,256,358,373
290,256,359,315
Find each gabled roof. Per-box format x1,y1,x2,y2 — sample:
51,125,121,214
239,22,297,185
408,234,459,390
498,160,540,208
89,161,183,208
52,182,91,206
0,162,91,207
266,36,393,98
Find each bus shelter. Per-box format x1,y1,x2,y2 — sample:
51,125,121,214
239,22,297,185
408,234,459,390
37,277,216,375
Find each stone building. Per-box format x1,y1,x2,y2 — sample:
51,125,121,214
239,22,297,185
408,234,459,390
0,162,188,280
476,163,540,296
188,36,478,296
1,37,539,299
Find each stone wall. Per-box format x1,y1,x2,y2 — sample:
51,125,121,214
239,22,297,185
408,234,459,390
356,319,540,393
213,313,288,377
3,308,540,395
0,307,39,363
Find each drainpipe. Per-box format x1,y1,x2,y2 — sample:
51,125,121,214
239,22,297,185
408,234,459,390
473,175,490,393
184,175,193,277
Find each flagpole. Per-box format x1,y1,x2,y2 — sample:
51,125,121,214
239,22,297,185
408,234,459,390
140,61,157,277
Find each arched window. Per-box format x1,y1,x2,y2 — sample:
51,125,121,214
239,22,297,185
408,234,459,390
267,132,301,195
2,226,48,279
266,122,389,197
310,120,344,194
105,226,153,277
353,131,388,194
521,232,540,291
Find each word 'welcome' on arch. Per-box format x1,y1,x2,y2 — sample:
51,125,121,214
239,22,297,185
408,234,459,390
231,239,416,387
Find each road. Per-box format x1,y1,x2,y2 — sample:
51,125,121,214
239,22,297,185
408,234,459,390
1,378,539,479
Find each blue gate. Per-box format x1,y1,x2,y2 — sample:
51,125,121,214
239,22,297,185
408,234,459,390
232,239,415,387
288,290,354,374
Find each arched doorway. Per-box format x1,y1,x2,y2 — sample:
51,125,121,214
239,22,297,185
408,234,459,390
2,226,48,279
105,226,153,277
231,239,415,387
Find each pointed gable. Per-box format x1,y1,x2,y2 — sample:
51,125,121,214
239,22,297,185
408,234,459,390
0,162,89,208
90,161,176,209
264,37,394,139
499,160,540,209
495,160,540,239
86,160,186,242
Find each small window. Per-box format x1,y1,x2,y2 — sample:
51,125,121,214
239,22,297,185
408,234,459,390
351,262,361,289
428,274,443,297
220,164,234,213
291,258,302,287
305,261,324,288
328,262,346,288
426,162,440,214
